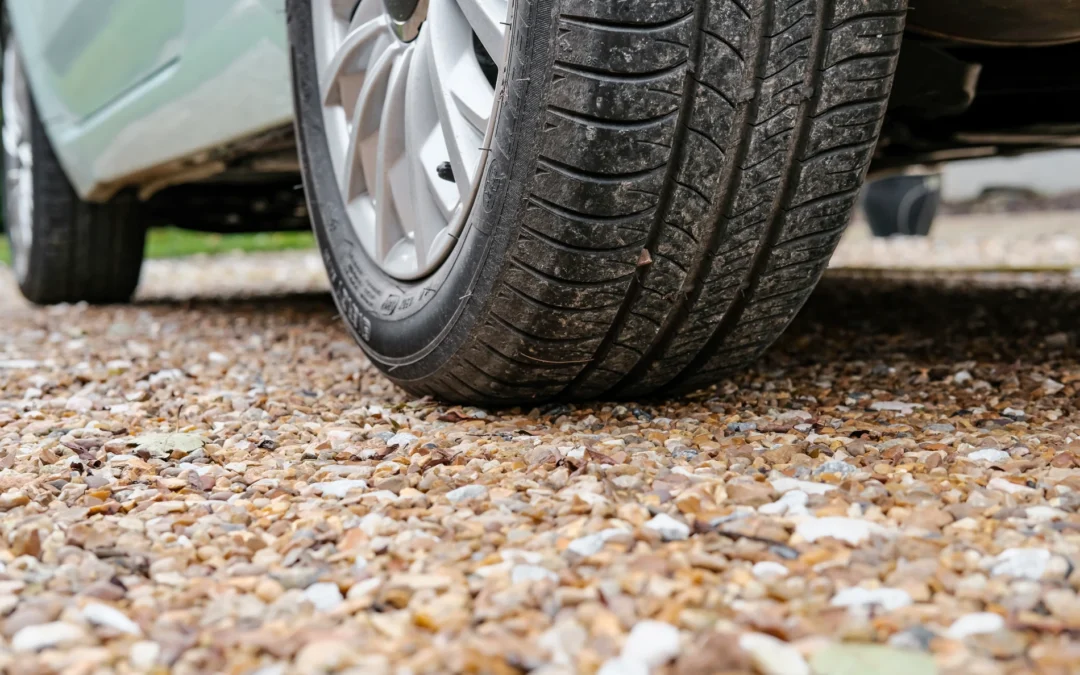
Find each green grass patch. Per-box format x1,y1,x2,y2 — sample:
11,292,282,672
0,227,316,266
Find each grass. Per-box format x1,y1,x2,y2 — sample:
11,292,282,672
0,227,316,266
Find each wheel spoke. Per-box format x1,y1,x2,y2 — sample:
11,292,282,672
375,50,414,262
425,0,486,202
320,16,387,107
342,43,401,202
454,0,508,60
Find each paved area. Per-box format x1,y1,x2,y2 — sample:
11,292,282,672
3,223,1080,674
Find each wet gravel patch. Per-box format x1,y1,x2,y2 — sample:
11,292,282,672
2,269,1080,674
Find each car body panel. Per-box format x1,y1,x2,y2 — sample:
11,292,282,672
6,0,293,200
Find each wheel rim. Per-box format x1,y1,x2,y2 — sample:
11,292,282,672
2,41,33,284
311,0,509,281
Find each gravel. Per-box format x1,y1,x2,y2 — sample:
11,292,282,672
2,249,1080,673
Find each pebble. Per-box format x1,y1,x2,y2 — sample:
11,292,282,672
812,460,856,478
567,529,628,557
751,561,789,580
81,603,142,635
445,484,488,503
759,490,809,516
831,587,913,612
870,401,921,415
986,548,1052,579
738,633,810,675
796,518,886,546
11,622,87,652
946,612,1006,640
621,621,681,669
771,477,836,495
302,582,344,612
967,448,1010,463
310,479,368,498
643,513,690,541
511,565,559,584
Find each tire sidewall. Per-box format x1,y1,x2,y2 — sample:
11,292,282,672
287,0,552,385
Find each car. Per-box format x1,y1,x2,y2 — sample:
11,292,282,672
4,0,1079,402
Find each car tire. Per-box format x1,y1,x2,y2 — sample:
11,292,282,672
2,32,145,305
864,174,941,237
289,0,908,403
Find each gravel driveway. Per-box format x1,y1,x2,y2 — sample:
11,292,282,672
2,246,1080,674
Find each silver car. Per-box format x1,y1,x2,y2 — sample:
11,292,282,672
4,0,1078,402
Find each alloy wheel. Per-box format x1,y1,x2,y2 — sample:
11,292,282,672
311,0,509,280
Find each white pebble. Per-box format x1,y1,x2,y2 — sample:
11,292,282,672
987,477,1036,495
621,621,681,669
759,490,808,516
770,477,836,495
596,658,648,675
446,484,488,503
65,396,93,413
511,565,559,585
795,517,886,546
946,612,1005,640
303,582,344,612
12,622,86,652
831,587,913,612
751,561,789,580
208,352,230,365
986,548,1051,580
387,432,418,448
129,641,161,669
967,449,1010,463
567,529,628,557
310,480,368,498
148,368,184,385
870,401,921,415
81,602,142,635
644,513,690,542
739,633,809,675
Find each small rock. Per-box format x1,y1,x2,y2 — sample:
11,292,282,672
967,449,1010,463
65,396,94,413
567,529,628,557
927,423,955,433
946,612,1005,640
1043,378,1066,395
738,633,809,675
831,587,913,612
597,658,648,675
812,460,856,478
148,369,184,385
953,370,973,385
795,518,886,546
985,548,1051,580
387,432,418,448
621,621,681,669
129,641,161,669
870,401,921,415
1002,407,1026,420
12,622,86,652
311,480,368,498
644,513,690,542
751,562,789,580
81,603,141,635
987,477,1037,495
759,491,808,517
446,484,488,504
302,582,344,612
770,477,836,495
511,565,558,585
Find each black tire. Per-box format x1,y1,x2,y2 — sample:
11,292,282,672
2,35,145,305
289,0,908,403
864,174,941,237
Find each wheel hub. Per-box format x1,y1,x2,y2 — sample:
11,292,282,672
311,0,509,281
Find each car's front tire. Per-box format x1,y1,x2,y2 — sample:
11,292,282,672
289,0,908,403
2,32,145,305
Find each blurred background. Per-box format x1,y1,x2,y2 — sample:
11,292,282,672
3,149,1080,295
